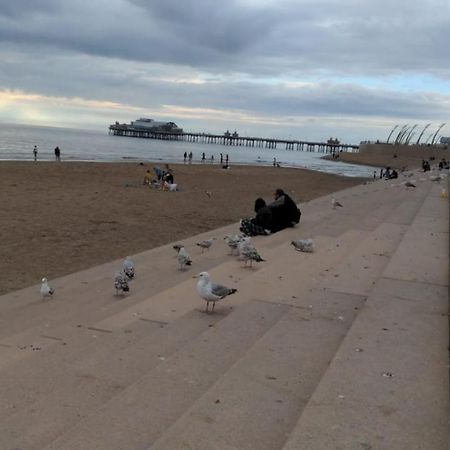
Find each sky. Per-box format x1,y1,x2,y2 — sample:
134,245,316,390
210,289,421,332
0,0,449,144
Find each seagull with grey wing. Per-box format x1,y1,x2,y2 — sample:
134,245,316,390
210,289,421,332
291,238,314,253
114,272,130,295
224,234,243,255
196,271,237,313
196,238,216,253
40,277,55,299
238,237,265,267
174,244,192,270
122,256,135,281
332,197,343,209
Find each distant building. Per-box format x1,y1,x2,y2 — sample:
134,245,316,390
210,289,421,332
130,118,183,133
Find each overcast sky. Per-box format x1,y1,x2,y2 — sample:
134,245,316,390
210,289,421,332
0,0,449,143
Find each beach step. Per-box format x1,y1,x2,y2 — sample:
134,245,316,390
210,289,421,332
1,227,372,449
281,181,449,449
40,300,288,450
144,202,418,449
38,212,409,450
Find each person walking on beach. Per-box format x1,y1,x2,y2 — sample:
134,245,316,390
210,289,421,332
183,152,187,164
54,146,61,161
220,153,223,164
33,145,38,161
188,152,193,164
226,154,229,164
201,152,206,163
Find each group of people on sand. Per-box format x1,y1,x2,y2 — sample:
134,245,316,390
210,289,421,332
239,189,301,236
379,166,398,180
143,164,178,191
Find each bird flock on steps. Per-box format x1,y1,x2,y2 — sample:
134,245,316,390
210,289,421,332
39,167,443,311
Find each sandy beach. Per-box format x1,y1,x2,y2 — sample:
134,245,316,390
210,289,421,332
0,161,366,295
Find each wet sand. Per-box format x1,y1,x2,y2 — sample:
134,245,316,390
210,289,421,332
0,161,366,295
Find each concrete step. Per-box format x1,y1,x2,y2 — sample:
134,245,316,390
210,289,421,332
147,199,419,450
0,307,227,425
281,181,449,450
149,289,366,450
42,300,288,450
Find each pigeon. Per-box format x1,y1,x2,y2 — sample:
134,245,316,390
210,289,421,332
404,181,416,188
291,238,314,253
174,244,192,270
114,272,130,295
224,235,243,255
122,256,135,281
332,197,343,209
196,271,237,313
40,277,55,299
238,237,265,267
196,238,215,252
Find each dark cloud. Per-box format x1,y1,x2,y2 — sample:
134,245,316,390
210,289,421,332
0,0,449,143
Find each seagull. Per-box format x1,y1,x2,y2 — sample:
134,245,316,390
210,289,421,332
404,181,416,188
196,238,215,252
196,271,237,313
174,244,192,270
238,237,265,267
205,190,212,199
291,238,314,253
332,197,343,209
122,256,135,281
224,235,243,255
114,272,130,295
40,277,55,299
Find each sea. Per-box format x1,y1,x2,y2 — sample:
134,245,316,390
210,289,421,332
0,122,377,178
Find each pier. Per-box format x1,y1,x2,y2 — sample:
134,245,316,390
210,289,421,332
108,124,359,153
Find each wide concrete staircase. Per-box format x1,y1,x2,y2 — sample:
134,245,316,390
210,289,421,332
0,171,448,450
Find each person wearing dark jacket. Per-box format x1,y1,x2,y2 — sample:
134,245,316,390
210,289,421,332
268,188,301,232
239,198,272,236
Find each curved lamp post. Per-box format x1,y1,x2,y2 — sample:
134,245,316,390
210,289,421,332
416,123,431,145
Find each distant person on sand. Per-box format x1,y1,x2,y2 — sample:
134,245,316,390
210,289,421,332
143,169,152,185
54,146,61,161
188,151,193,164
33,145,38,161
220,153,223,164
226,154,229,164
239,198,273,236
268,188,301,233
201,152,206,163
183,152,187,163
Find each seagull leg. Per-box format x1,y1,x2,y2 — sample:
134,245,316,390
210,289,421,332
212,302,215,313
205,301,209,313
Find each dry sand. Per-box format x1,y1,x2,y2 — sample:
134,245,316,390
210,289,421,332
0,161,366,295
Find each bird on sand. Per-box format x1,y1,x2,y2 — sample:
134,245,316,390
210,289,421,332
238,237,265,267
404,181,416,188
205,190,213,199
332,197,343,209
114,272,130,295
174,244,192,270
196,271,237,313
122,256,135,281
40,277,55,299
196,238,215,252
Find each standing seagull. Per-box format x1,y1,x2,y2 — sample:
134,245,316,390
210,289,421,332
122,256,135,281
196,272,237,313
238,237,265,267
114,272,130,295
40,277,55,299
224,235,243,255
174,244,192,270
196,238,215,253
332,197,343,209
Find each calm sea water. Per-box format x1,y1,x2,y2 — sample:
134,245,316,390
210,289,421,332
0,122,376,178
